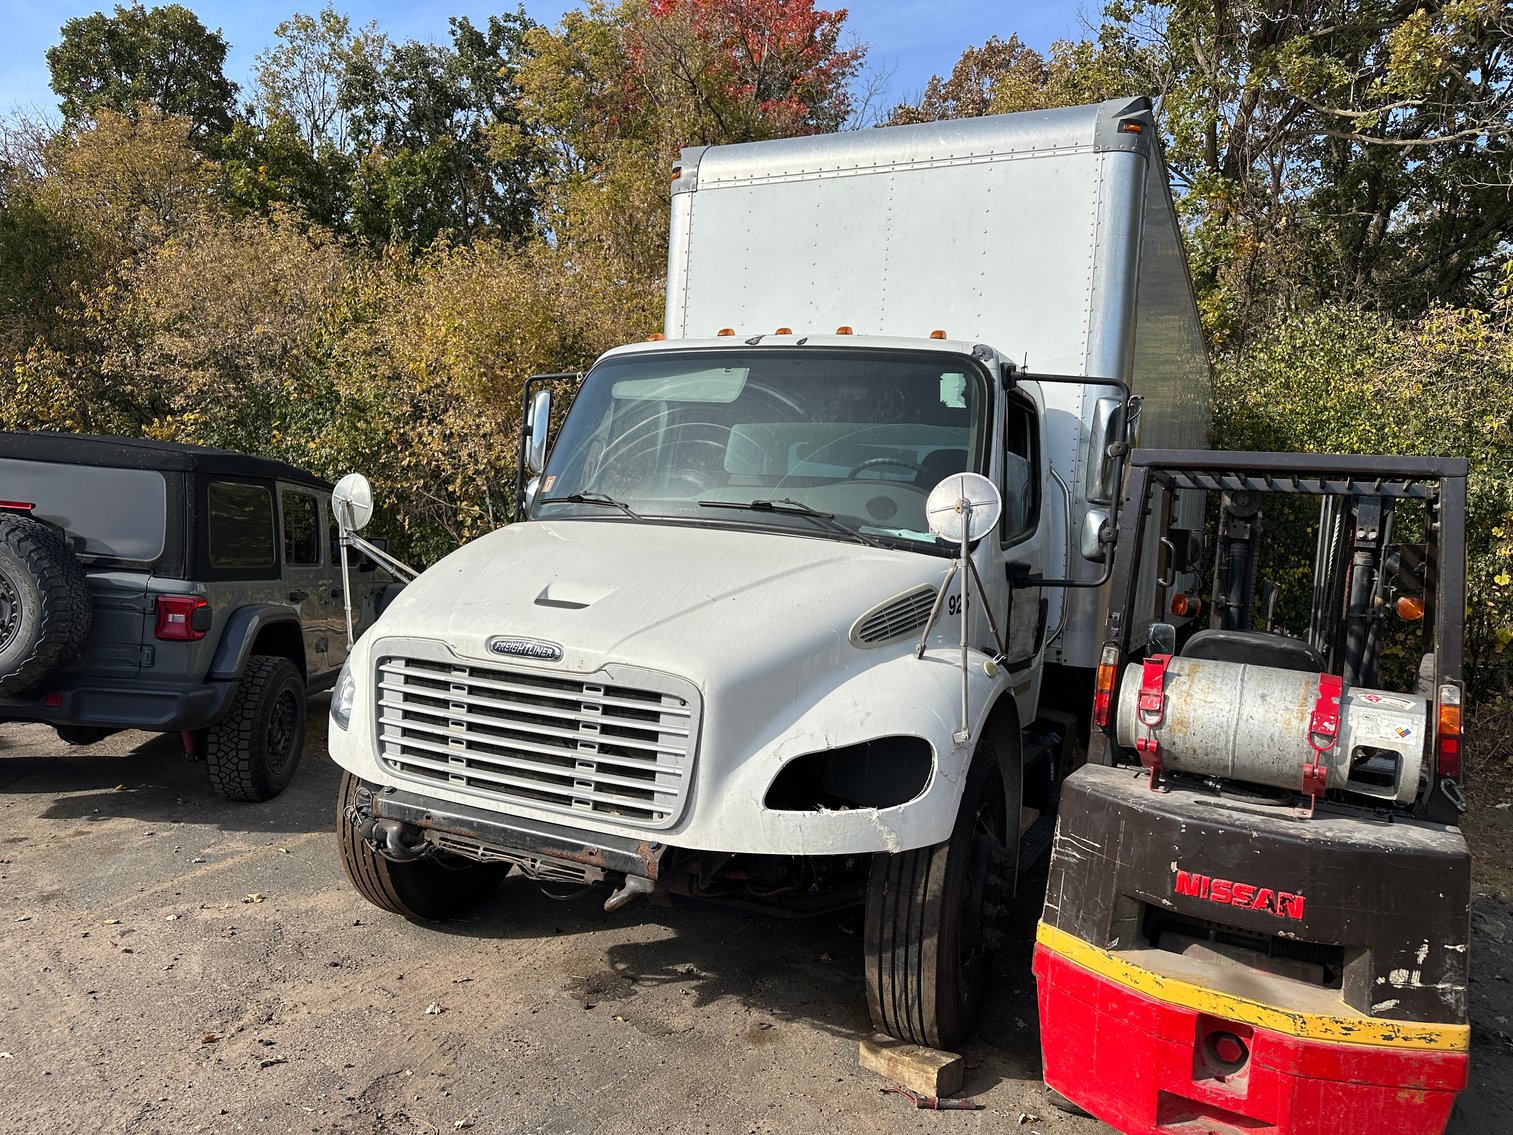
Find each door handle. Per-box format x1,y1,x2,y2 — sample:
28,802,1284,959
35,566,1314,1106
288,589,309,602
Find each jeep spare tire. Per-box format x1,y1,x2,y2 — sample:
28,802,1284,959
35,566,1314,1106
0,513,91,695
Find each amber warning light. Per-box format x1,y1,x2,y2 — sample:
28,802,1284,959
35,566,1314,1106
1436,682,1462,780
1093,644,1119,728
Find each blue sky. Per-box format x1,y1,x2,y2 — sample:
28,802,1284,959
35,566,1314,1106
0,1,1092,120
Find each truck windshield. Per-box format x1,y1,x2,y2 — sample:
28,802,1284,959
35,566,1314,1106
535,348,989,552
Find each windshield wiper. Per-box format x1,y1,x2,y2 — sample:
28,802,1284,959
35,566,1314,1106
539,491,643,520
697,498,881,547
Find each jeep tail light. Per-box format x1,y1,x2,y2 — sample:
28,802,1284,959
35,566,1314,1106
155,595,211,642
1093,643,1119,729
1435,681,1462,780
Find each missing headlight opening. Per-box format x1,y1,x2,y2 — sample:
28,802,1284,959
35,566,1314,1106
764,737,934,812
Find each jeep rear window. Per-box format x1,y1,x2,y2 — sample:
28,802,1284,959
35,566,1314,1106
0,458,166,561
207,481,276,568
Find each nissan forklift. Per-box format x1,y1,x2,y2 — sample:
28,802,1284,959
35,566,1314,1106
1034,450,1470,1135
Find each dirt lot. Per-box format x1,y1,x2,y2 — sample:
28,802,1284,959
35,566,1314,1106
1,703,1510,1135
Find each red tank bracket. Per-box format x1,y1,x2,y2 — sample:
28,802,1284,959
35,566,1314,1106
1302,673,1343,815
1135,654,1172,791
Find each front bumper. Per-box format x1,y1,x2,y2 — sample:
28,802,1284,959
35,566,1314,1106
1033,928,1467,1135
369,780,664,881
0,677,238,732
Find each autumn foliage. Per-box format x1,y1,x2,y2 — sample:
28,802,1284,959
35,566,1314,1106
1,1,1509,698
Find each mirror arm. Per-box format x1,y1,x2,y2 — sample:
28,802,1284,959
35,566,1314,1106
342,532,418,582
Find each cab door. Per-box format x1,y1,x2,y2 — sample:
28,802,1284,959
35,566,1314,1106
989,383,1055,719
277,485,331,680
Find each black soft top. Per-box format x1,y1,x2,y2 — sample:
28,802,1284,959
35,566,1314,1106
0,430,330,489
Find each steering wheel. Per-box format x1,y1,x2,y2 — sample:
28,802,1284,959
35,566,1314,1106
845,456,929,480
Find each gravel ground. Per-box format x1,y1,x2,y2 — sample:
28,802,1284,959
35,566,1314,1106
1,703,1509,1135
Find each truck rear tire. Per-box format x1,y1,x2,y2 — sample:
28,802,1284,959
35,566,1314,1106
864,738,1016,1049
336,772,505,921
205,654,306,802
0,514,91,696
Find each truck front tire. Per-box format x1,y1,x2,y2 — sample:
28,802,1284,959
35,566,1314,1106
864,737,1016,1050
205,654,306,801
336,772,505,921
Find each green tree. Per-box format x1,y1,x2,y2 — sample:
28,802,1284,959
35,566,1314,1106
339,10,541,247
886,33,1149,125
46,3,238,142
1213,295,1513,703
1110,0,1513,340
0,115,90,362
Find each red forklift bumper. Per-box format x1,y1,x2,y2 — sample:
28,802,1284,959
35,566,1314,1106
1033,925,1468,1135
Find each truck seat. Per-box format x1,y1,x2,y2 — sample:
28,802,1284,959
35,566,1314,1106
917,448,967,488
1179,629,1325,673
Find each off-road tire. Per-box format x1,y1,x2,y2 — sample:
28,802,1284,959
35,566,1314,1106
864,735,1018,1050
205,654,306,802
336,772,505,921
0,514,91,696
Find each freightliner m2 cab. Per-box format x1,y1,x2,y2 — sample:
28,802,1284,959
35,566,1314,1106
328,98,1211,1048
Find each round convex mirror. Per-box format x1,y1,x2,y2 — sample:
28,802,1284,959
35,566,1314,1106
332,472,375,533
925,472,1003,543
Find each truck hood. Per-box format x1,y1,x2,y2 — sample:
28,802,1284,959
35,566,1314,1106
372,518,948,683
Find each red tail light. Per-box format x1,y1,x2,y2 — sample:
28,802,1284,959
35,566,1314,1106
155,595,211,642
1435,682,1462,780
1092,644,1119,728
0,500,36,510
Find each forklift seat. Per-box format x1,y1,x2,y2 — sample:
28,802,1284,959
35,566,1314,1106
1180,629,1325,673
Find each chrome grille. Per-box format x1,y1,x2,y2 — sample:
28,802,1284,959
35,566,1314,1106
376,653,698,829
850,585,937,646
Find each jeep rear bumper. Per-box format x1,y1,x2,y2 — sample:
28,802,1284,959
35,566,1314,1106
0,677,238,733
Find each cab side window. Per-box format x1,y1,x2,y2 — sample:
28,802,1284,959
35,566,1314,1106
207,481,276,568
1001,396,1040,544
281,489,320,565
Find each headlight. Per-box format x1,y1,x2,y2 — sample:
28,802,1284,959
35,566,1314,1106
330,657,356,730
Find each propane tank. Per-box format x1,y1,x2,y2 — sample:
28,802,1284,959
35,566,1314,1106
1115,658,1427,805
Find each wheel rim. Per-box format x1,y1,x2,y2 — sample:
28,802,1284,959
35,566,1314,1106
0,568,19,653
265,688,300,775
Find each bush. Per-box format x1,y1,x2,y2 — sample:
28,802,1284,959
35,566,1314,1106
1214,299,1513,705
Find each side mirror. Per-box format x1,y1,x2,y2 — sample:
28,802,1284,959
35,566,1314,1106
1085,397,1123,505
1149,621,1177,657
525,390,552,475
332,473,375,535
522,476,541,514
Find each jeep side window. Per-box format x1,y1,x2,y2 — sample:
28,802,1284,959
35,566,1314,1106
1001,395,1040,544
207,482,276,568
281,490,320,566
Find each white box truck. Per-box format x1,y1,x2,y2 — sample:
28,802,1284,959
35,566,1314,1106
327,97,1210,1048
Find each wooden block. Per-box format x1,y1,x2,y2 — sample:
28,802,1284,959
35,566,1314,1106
858,1033,964,1098
1019,805,1041,836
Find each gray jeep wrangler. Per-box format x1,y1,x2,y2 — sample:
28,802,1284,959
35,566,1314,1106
0,431,393,800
